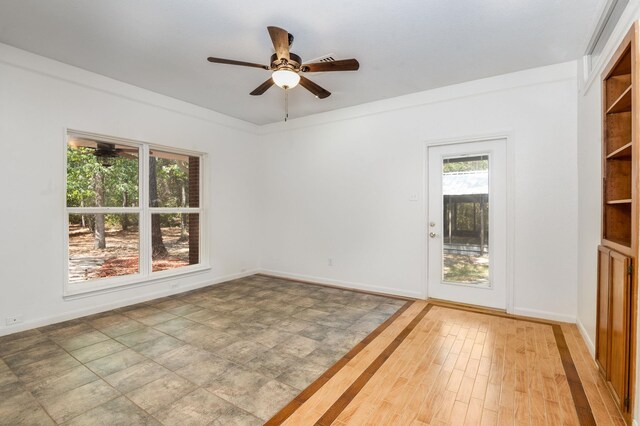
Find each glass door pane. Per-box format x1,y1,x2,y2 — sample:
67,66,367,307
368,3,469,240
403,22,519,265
441,155,490,285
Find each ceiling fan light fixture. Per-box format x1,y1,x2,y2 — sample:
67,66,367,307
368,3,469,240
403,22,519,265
272,69,300,89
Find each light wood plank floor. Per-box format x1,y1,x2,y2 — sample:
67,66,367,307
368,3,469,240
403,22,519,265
268,301,626,426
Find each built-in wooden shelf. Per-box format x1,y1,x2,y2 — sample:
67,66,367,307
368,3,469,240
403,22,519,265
607,199,633,205
607,85,632,114
599,27,637,424
603,237,632,251
607,142,633,159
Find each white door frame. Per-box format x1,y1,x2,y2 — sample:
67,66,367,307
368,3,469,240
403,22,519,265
423,132,515,314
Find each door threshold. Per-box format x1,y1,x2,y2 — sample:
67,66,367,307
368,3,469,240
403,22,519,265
427,297,506,315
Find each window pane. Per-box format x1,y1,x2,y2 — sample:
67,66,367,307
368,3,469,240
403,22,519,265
149,150,199,208
67,138,139,207
151,213,199,272
442,155,489,285
68,214,139,283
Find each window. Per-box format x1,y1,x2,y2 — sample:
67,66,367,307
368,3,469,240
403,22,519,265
65,131,205,295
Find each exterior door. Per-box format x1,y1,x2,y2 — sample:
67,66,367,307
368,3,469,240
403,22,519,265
427,139,507,309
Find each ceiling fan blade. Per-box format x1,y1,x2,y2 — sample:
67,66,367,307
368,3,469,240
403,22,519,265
299,76,331,99
250,78,275,96
207,57,269,70
267,26,290,61
117,152,138,160
301,59,360,72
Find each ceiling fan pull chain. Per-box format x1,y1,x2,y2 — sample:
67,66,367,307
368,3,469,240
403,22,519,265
284,88,289,122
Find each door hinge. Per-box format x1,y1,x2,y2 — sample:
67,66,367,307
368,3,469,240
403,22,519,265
625,395,630,409
628,263,633,276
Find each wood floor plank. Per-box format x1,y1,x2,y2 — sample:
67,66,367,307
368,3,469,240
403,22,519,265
480,408,498,426
451,400,469,424
530,388,547,425
457,375,475,404
497,403,514,425
417,363,453,423
514,390,530,424
471,373,489,400
464,397,484,426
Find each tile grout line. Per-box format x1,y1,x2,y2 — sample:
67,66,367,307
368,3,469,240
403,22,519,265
22,380,59,426
11,311,182,424
27,315,259,424
45,327,144,424
77,322,267,424
9,330,109,425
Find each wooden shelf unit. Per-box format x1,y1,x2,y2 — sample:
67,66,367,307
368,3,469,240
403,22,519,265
607,142,633,159
607,85,632,114
603,35,634,247
598,22,638,425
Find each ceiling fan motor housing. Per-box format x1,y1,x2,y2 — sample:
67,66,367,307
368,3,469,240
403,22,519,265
270,53,302,71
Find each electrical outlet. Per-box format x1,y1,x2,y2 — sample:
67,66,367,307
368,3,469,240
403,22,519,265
328,258,333,266
170,283,180,289
5,315,23,326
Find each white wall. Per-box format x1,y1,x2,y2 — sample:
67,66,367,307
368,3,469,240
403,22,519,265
259,62,579,322
576,71,604,357
0,43,262,336
0,40,581,337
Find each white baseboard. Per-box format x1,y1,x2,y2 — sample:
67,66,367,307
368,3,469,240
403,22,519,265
259,269,423,299
576,317,596,357
511,307,576,323
0,269,259,337
261,270,583,323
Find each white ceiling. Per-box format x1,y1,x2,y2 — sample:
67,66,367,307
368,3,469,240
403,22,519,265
0,0,605,125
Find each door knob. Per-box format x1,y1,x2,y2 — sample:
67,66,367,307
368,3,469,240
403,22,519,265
429,232,437,238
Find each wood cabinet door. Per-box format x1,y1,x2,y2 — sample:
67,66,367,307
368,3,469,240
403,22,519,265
597,245,611,373
609,250,631,408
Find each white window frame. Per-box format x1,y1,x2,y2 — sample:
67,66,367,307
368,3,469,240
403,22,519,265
64,129,208,297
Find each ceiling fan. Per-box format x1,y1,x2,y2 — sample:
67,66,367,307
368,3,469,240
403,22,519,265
70,139,138,166
207,26,359,99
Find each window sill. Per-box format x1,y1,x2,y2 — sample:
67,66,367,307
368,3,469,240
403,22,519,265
63,264,211,299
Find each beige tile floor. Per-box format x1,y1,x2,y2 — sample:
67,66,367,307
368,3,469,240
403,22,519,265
0,275,405,425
